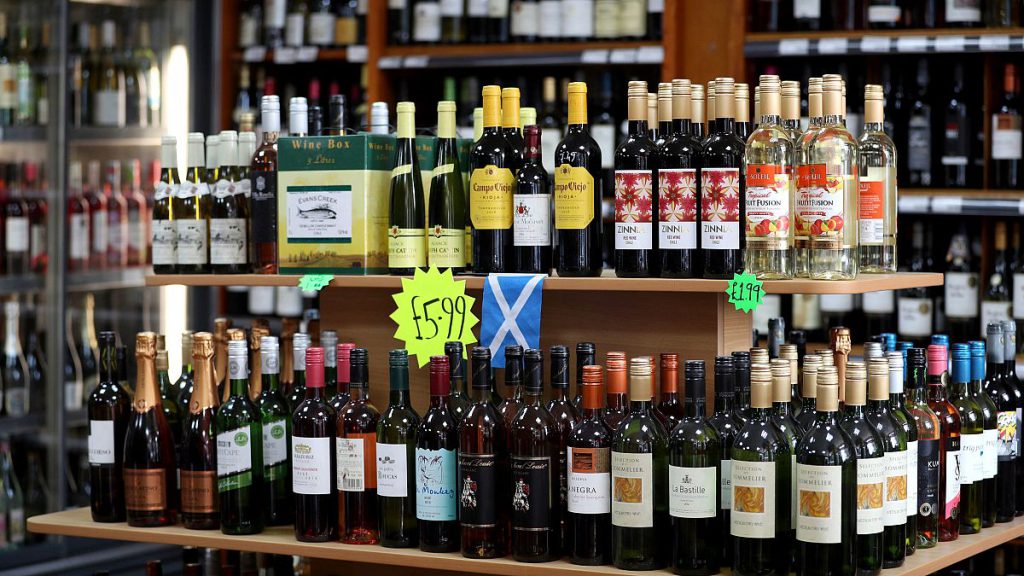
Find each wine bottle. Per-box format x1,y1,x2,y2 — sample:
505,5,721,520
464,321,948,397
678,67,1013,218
567,364,612,565
428,101,466,273
545,345,579,551
1,300,27,416
378,349,420,547
887,351,918,555
389,102,426,275
969,339,999,528
732,363,792,575
735,83,752,142
733,351,752,423
865,358,907,568
668,360,720,575
926,345,961,543
389,0,411,44
87,331,130,523
572,342,596,411
440,0,466,42
336,348,380,544
124,332,177,527
554,81,603,277
897,222,936,346
179,331,219,530
949,344,984,535
470,86,515,273
793,77,822,278
614,81,656,278
513,125,552,274
488,0,510,41
286,333,310,413
217,339,264,535
416,355,459,552
210,131,248,273
769,359,800,558
796,357,821,433
859,84,898,274
702,78,744,279
993,64,1022,189
251,95,280,274
321,330,338,399
907,61,933,187
657,79,701,278
745,75,794,280
459,347,510,558
656,353,683,431
999,320,1024,516
655,82,673,148
906,348,940,546
706,356,742,567
509,348,559,561
496,345,524,430
173,133,210,273
255,336,291,526
945,229,980,343
445,341,470,420
611,357,668,570
943,63,973,188
291,345,337,542
795,366,856,575
330,342,356,413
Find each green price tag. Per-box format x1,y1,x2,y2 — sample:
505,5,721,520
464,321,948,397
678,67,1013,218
298,274,334,292
391,267,479,367
726,272,765,314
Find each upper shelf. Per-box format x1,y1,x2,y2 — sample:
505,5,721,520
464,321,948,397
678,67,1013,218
28,507,1024,576
238,45,363,64
0,268,148,296
746,27,1024,58
378,41,663,69
899,188,1024,216
146,271,942,295
0,126,163,146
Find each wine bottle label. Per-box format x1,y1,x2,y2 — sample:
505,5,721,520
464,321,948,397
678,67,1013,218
213,179,234,199
388,228,427,268
897,297,933,338
124,468,168,512
745,164,791,249
389,0,407,7
867,5,900,22
94,89,122,126
611,451,653,528
176,220,209,265
908,117,931,176
6,388,25,415
91,211,108,253
181,470,217,514
554,164,596,231
235,178,251,198
251,171,278,244
217,428,255,492
441,0,464,16
796,463,841,544
700,168,741,250
308,12,336,45
668,464,716,519
883,450,908,527
511,455,552,529
658,168,697,250
285,12,305,46
906,440,918,518
415,447,457,521
470,166,514,230
944,272,979,318
265,0,287,28
981,301,1013,337
488,0,510,17
944,447,961,519
1014,274,1024,319
614,170,654,251
151,220,177,266
376,442,409,498
88,420,116,465
819,294,854,313
594,0,618,37
70,213,90,260
510,2,540,37
154,181,175,200
337,433,377,492
917,439,940,520
8,507,23,544
292,435,331,495
335,15,357,45
618,0,645,36
211,219,248,265
993,114,1024,160
538,1,561,38
239,13,259,47
984,428,998,478
730,460,777,538
467,0,489,16
793,0,821,18
568,446,611,514
429,227,466,268
513,194,552,247
64,379,82,410
262,419,288,473
862,290,895,314
960,432,982,485
997,411,1018,458
0,64,14,109
414,3,442,42
857,166,892,246
458,453,497,526
4,217,27,252
126,211,143,253
720,458,732,509
855,456,885,535
945,0,980,22
562,0,595,38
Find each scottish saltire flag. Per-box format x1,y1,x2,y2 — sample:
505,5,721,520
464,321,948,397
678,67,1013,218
480,274,545,368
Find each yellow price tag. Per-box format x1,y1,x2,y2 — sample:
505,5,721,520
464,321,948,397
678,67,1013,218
390,267,479,367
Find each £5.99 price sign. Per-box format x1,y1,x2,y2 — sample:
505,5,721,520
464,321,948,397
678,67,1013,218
391,267,479,367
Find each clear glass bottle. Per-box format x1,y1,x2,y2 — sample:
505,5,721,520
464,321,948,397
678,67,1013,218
781,81,802,142
744,75,795,280
795,77,823,278
858,84,898,273
806,74,859,280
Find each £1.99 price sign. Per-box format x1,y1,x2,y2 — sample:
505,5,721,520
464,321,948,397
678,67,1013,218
391,267,479,367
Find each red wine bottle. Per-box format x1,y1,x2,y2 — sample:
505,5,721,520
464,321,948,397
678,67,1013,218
614,81,658,278
657,80,702,278
87,331,130,522
554,82,603,277
546,345,580,553
337,348,380,544
291,346,338,542
470,86,516,273
701,78,745,279
513,125,552,274
416,355,460,552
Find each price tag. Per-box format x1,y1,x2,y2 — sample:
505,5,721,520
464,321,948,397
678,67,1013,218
860,36,892,53
391,267,479,368
778,38,810,56
895,36,929,52
581,49,609,64
403,55,430,68
273,47,297,64
378,56,403,69
610,48,638,63
243,46,267,62
296,46,319,62
636,46,664,63
726,272,765,314
931,196,963,214
934,35,966,52
980,35,1011,51
298,274,334,292
346,44,368,62
1018,199,1024,215
898,195,930,213
817,38,849,54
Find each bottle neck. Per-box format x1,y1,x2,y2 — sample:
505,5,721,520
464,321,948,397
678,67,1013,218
100,344,116,382
350,384,368,402
715,392,735,412
304,385,325,401
629,398,653,414
263,371,279,392
525,389,543,406
686,396,706,418
715,116,735,133
749,406,771,420
868,398,890,413
843,403,867,418
472,386,490,403
772,401,790,417
389,387,409,406
801,396,817,412
628,119,649,136
816,409,839,425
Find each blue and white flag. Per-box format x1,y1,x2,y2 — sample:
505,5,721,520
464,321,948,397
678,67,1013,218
480,274,545,368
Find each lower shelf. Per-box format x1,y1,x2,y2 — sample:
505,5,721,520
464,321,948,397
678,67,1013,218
27,507,1024,576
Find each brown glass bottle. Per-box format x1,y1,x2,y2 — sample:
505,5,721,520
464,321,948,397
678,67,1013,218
546,345,580,553
567,364,613,564
572,342,597,410
291,346,338,542
87,330,130,522
124,332,178,527
180,332,219,530
603,352,629,431
337,348,380,544
497,345,525,430
250,95,280,273
656,353,683,432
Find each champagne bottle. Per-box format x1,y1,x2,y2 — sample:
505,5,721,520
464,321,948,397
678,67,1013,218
567,364,612,565
657,79,701,278
388,102,426,275
470,86,516,273
337,348,380,544
124,332,177,527
173,331,195,417
180,332,219,530
152,136,178,274
87,331,130,523
554,81,603,277
217,339,264,535
949,344,984,535
255,335,291,526
174,133,211,273
291,345,337,542
969,339,999,528
416,355,459,552
614,81,657,278
428,101,466,273
377,349,420,548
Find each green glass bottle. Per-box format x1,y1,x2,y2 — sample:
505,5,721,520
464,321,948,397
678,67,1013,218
769,358,800,563
254,335,291,526
286,333,310,413
865,358,907,568
839,362,885,576
216,339,264,535
174,331,196,421
428,101,466,273
969,340,998,528
887,351,918,556
950,343,984,535
389,101,426,275
156,348,183,452
378,349,421,547
732,363,792,576
611,357,668,570
174,132,211,273
795,366,857,576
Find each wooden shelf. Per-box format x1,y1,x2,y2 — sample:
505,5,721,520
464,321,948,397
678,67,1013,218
28,507,1024,576
145,271,942,295
236,46,362,64
746,27,1024,58
899,190,1023,216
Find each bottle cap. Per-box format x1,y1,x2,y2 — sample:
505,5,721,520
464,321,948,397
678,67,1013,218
887,351,904,394
770,359,791,403
390,348,408,367
750,363,772,408
525,348,544,393
471,346,491,390
430,355,450,396
629,357,653,401
306,347,324,388
551,345,569,388
606,353,627,394
582,364,604,410
927,344,947,376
